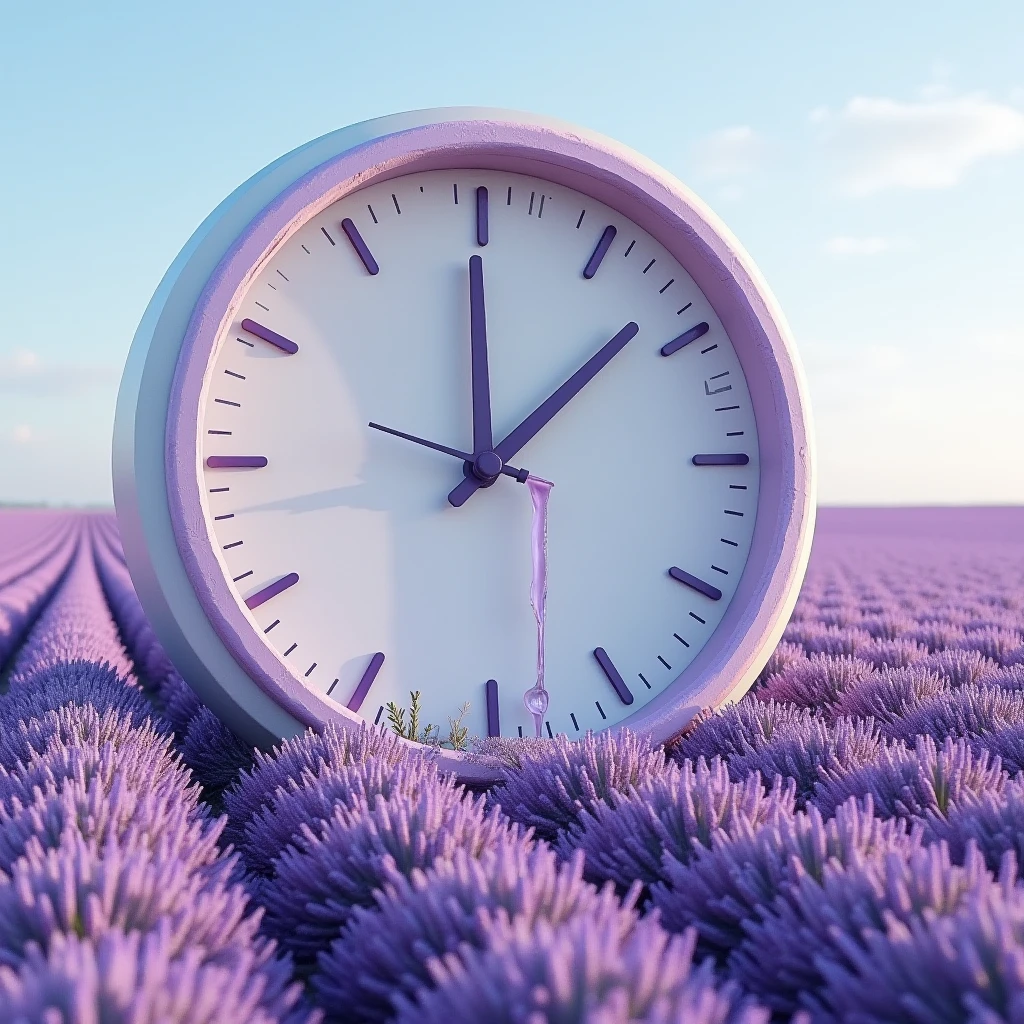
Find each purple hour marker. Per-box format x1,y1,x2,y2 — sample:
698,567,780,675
583,225,617,279
692,453,750,466
206,455,268,469
661,322,710,356
244,571,299,610
240,319,299,354
594,647,634,705
486,679,500,737
341,218,379,275
669,567,723,601
347,652,385,712
476,186,489,246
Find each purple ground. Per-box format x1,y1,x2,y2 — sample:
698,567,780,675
0,505,1021,1022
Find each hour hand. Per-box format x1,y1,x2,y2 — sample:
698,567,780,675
368,422,530,483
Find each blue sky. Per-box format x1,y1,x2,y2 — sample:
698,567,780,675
1,1,1021,506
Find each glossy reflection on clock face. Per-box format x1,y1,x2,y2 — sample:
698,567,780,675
197,168,760,740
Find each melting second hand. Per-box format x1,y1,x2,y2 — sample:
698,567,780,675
523,475,554,738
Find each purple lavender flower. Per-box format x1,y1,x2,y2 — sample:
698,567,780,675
392,913,769,1024
795,625,873,658
980,664,1024,690
956,627,1024,666
0,660,158,736
857,612,919,640
0,745,217,874
0,835,253,969
240,754,440,877
0,704,165,774
0,710,188,804
728,714,883,805
486,730,670,841
757,654,877,709
813,735,1007,823
7,545,135,689
830,665,948,726
668,699,815,764
650,796,919,958
885,682,1024,744
815,861,1021,1024
261,778,522,968
730,842,999,1016
222,722,411,851
854,637,930,669
314,842,623,1023
904,621,968,652
180,706,253,804
159,671,205,736
0,928,314,1024
919,648,1000,686
753,640,806,685
930,778,1024,870
986,721,1024,773
555,757,796,889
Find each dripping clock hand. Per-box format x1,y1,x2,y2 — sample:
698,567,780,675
368,422,530,483
447,321,639,508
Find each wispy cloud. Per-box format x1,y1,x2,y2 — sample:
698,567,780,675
812,92,1024,196
0,350,117,396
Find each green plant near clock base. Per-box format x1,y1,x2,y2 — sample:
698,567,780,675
386,691,471,751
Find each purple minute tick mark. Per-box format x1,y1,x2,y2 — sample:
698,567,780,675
447,321,640,508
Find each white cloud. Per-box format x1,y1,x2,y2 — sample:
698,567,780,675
12,425,32,443
0,350,117,396
692,126,764,180
813,92,1024,196
824,236,899,256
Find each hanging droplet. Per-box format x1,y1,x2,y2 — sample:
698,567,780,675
523,685,549,716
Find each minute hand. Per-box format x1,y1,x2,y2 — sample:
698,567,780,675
447,321,639,508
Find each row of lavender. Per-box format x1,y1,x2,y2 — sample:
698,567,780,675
0,515,311,1021
0,507,1022,1021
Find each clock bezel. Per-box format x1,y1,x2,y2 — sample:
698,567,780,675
117,108,814,779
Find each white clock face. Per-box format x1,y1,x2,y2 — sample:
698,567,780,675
197,167,759,740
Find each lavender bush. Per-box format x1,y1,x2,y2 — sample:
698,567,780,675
240,753,440,877
650,796,920,958
261,777,524,967
485,729,670,840
816,863,1022,1023
730,842,1000,1015
394,913,770,1024
314,841,627,1022
223,721,410,850
0,517,312,1023
813,734,1008,823
556,757,796,889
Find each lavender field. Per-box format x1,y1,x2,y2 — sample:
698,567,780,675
0,505,1021,1022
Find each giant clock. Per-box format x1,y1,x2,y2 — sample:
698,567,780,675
113,108,814,778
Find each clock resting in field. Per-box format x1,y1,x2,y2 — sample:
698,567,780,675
114,109,813,777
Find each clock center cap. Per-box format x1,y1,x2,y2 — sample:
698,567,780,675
472,450,503,481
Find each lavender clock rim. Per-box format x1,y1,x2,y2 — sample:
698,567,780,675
161,108,815,774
